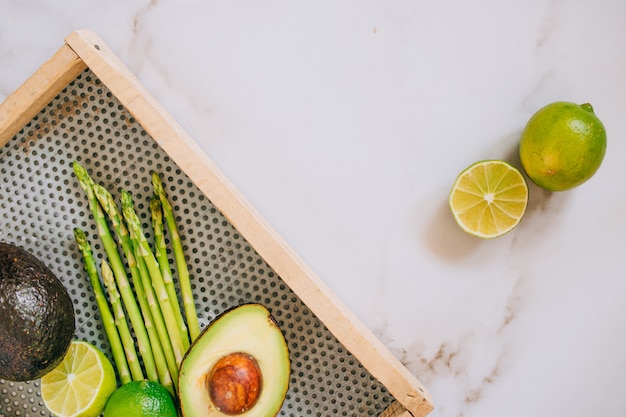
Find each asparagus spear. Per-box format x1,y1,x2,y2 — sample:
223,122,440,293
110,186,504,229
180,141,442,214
151,195,189,349
131,227,180,386
72,162,157,380
93,184,172,389
121,190,187,368
152,172,201,341
101,260,144,381
74,228,132,385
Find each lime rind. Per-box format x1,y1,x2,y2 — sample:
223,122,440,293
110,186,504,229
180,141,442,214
104,380,177,417
450,160,528,239
41,340,117,417
519,101,607,191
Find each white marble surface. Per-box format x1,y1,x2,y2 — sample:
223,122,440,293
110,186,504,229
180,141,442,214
2,1,626,416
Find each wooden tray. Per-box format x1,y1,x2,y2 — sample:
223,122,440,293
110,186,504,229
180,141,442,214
0,30,433,417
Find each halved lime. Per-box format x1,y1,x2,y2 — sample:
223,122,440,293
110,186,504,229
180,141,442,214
41,340,117,417
449,160,528,239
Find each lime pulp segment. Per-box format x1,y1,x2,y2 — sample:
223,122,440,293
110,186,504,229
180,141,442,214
450,161,528,238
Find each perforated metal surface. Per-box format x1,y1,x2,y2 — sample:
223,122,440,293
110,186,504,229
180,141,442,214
0,70,394,416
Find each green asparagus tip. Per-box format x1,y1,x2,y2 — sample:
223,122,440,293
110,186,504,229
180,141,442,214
151,172,163,194
93,183,111,204
71,160,83,173
120,190,141,237
151,172,173,213
93,184,121,222
101,260,115,288
120,189,133,208
73,228,88,246
72,161,95,192
150,195,162,220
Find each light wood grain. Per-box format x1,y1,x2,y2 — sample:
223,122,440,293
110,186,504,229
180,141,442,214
380,400,414,417
0,26,434,417
0,44,86,146
59,29,433,416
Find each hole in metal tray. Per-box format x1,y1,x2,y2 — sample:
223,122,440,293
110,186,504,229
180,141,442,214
0,69,395,416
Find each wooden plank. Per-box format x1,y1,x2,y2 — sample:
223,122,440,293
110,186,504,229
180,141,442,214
0,44,86,146
64,29,434,416
380,400,414,417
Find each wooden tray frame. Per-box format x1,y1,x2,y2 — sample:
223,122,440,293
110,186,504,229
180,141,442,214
0,30,433,417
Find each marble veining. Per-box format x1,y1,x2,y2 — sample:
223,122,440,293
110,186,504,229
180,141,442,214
1,1,625,416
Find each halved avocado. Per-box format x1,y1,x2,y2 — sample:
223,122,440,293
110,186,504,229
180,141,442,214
0,242,75,381
178,303,290,417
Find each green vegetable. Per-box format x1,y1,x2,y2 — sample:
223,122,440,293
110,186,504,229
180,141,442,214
101,260,144,382
93,184,172,392
121,190,187,369
151,195,189,349
152,172,201,341
132,234,179,390
73,162,203,398
74,228,132,385
120,190,179,389
73,162,158,382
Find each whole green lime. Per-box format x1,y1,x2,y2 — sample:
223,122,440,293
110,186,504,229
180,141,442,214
103,380,177,417
519,101,607,191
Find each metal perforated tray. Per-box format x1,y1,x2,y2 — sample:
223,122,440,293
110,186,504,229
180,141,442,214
0,69,395,417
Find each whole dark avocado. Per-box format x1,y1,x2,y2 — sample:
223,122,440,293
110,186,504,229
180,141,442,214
0,242,75,381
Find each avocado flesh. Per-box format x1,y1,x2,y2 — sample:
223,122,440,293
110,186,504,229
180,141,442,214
0,243,75,381
179,303,290,417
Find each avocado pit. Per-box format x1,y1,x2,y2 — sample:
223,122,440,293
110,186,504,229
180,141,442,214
207,352,262,415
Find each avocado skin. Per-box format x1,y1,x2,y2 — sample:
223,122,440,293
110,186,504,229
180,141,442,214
0,242,75,381
178,303,290,417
